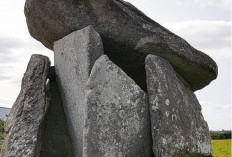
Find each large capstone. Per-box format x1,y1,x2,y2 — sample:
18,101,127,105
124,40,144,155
25,0,217,91
145,54,212,157
0,55,50,157
54,26,103,157
83,55,153,157
40,67,75,157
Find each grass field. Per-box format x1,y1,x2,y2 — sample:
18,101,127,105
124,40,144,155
212,139,231,157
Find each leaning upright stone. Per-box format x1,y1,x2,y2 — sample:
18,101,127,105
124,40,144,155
145,54,212,157
54,26,103,157
0,55,50,157
83,55,152,157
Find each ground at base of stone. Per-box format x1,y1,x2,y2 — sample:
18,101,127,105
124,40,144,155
2,139,232,157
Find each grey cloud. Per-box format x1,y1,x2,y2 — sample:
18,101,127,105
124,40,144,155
191,0,231,10
126,0,231,23
196,57,231,105
0,34,51,55
0,64,13,73
164,21,231,57
0,36,26,63
0,54,19,63
187,26,230,50
9,76,22,87
0,74,11,81
0,98,14,108
200,101,231,130
0,64,19,82
0,36,25,51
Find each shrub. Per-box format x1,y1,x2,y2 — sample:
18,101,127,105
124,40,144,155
210,131,231,140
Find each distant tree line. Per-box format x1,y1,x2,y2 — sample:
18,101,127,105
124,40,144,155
210,130,231,140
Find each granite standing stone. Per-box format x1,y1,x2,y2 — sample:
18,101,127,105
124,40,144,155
83,55,152,157
0,55,50,157
54,26,103,157
145,55,212,157
25,0,218,91
39,67,75,157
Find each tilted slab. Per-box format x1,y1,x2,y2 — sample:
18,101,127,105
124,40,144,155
54,26,103,157
83,55,152,157
145,55,212,157
40,67,75,157
0,55,50,157
25,0,217,91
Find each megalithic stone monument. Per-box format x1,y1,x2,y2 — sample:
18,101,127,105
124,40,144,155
1,0,217,156
1,25,214,157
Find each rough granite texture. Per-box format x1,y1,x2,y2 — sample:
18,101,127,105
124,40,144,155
54,26,103,157
40,67,75,157
25,0,218,91
83,55,153,157
145,54,212,157
0,55,50,157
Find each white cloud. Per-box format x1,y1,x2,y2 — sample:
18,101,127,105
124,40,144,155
164,20,232,59
0,32,53,109
174,0,231,10
0,0,53,109
201,101,231,130
0,98,14,108
126,0,231,23
192,0,231,10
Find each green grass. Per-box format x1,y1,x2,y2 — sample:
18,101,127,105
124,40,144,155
212,139,231,157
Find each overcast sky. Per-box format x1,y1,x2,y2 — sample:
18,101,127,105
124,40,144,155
0,0,231,130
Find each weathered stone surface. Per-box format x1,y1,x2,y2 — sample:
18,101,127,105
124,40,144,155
83,55,152,157
0,54,50,157
54,26,103,157
25,0,218,91
145,54,212,157
40,67,75,157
